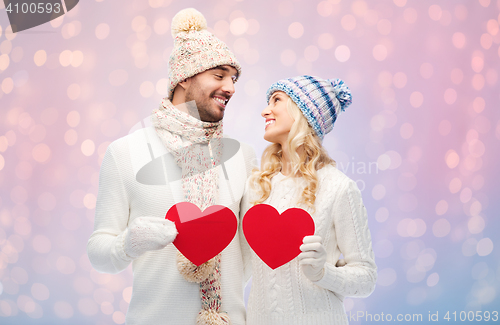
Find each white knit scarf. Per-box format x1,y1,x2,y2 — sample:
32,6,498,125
152,98,230,324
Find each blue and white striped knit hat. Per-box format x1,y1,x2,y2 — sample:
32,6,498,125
266,75,352,140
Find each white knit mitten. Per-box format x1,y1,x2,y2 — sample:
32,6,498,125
298,235,327,282
123,216,177,259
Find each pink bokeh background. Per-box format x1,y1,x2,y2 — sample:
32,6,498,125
0,0,499,323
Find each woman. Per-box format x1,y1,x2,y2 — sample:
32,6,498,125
242,75,377,325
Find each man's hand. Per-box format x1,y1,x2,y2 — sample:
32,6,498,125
123,217,177,258
298,235,327,282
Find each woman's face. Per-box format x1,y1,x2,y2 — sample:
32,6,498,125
261,91,295,145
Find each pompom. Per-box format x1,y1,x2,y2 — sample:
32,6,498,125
177,252,215,283
328,78,352,112
197,310,230,325
171,8,207,37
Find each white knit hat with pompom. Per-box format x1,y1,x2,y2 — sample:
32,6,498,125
167,8,241,99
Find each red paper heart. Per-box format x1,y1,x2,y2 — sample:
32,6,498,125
243,204,315,269
165,202,237,266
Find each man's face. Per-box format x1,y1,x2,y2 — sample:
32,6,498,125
184,65,238,123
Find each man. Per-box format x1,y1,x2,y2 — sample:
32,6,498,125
87,8,255,325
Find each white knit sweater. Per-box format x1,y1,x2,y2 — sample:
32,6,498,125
241,165,377,325
87,126,256,325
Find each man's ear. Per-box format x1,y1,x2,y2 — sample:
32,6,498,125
178,78,191,90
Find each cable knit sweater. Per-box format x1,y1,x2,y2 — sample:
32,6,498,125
87,126,256,325
241,164,377,325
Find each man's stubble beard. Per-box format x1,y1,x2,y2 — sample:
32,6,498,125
185,79,222,123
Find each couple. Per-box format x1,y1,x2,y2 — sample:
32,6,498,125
87,8,376,325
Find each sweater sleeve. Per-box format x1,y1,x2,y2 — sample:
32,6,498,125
87,145,133,274
313,179,377,297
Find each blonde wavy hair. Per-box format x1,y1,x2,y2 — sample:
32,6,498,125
250,95,335,210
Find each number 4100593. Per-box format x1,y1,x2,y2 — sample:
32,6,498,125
444,311,498,322
5,2,62,14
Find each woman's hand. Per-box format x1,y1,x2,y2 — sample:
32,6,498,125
298,235,327,282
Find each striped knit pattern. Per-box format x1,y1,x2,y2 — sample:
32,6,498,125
266,75,352,140
168,8,241,99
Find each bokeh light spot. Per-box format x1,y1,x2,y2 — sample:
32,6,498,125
427,273,439,287
32,235,51,254
95,23,110,40
154,18,169,35
288,22,304,38
32,144,51,163
400,123,413,139
64,129,78,146
435,200,448,215
81,139,95,157
460,187,472,203
140,81,154,98
487,19,499,35
33,50,47,67
67,84,81,100
373,44,388,61
403,8,418,23
131,16,147,32
59,50,72,67
410,91,423,108
372,184,386,200
449,177,462,193
317,1,333,17
334,45,350,62
393,72,407,88
428,4,442,21
31,283,50,301
444,88,457,105
230,17,248,36
452,32,466,49
375,207,389,222
445,149,459,169
477,238,493,256
433,219,450,237
341,14,356,31
468,216,485,234
2,77,14,94
377,19,392,35
0,54,10,71
113,311,126,324
83,193,97,209
67,111,80,127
